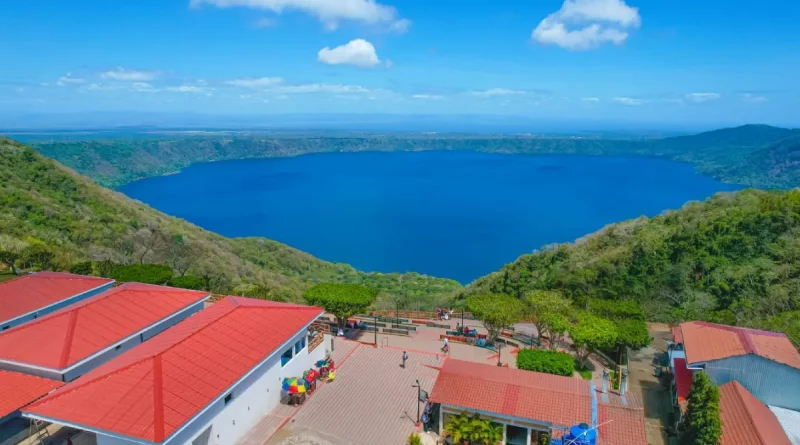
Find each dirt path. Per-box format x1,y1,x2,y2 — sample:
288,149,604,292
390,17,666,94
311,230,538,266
627,323,673,445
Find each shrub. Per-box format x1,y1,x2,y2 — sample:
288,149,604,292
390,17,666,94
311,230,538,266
169,275,206,290
407,433,422,445
516,349,575,377
68,261,93,275
110,263,173,284
682,372,722,445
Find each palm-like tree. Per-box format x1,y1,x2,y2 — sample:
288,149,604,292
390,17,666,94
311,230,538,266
444,413,503,445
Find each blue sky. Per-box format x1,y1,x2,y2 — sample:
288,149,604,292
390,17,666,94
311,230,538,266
1,0,799,127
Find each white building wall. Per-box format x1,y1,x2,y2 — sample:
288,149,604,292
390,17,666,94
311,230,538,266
159,330,329,445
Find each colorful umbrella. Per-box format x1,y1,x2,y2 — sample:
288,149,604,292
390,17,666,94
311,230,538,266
282,377,307,394
315,359,331,368
303,369,319,383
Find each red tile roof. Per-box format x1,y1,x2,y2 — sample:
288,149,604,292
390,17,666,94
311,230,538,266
597,404,648,445
719,381,792,445
24,297,323,443
680,321,800,370
0,272,113,324
0,283,208,370
673,358,693,404
0,370,63,419
671,326,683,344
430,359,592,427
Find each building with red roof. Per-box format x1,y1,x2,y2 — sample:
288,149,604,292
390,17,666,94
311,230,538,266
676,321,800,412
0,272,114,331
23,297,327,445
429,359,647,445
671,357,693,413
719,381,792,445
0,370,64,445
0,282,209,382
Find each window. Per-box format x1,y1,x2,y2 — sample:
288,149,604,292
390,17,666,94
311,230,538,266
294,337,306,354
281,348,293,367
224,393,233,405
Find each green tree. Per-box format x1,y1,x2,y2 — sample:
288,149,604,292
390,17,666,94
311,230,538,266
524,290,571,346
69,261,94,275
443,413,502,445
0,235,27,275
467,293,526,344
569,312,618,368
110,263,173,284
303,283,378,328
540,312,570,350
169,275,207,290
21,244,55,270
682,372,722,445
516,349,575,376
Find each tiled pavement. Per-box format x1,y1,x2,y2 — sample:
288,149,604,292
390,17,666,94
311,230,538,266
284,345,441,445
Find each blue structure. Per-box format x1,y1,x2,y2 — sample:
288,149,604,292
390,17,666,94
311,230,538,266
703,355,800,411
562,423,598,445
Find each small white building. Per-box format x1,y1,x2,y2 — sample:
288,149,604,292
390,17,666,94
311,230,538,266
0,282,209,382
0,272,114,331
23,297,329,445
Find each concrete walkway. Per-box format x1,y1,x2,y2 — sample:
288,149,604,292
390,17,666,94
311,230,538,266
627,323,673,445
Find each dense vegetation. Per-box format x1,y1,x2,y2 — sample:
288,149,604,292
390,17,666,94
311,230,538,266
515,349,575,377
681,373,722,445
0,137,461,301
29,124,800,189
471,188,800,345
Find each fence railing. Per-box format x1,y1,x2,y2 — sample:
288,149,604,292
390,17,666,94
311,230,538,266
369,309,474,320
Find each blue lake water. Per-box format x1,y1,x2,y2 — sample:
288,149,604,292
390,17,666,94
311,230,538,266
120,152,743,283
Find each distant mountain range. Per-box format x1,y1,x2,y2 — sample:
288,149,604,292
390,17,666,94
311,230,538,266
22,124,800,189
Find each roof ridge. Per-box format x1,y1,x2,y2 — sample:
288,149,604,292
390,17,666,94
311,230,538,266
58,310,80,368
729,382,771,445
446,367,591,398
30,299,237,405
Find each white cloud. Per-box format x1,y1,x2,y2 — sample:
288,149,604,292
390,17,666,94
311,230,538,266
613,96,642,105
225,77,285,88
684,92,720,103
581,97,600,102
254,17,276,27
742,93,767,103
190,0,409,32
470,88,525,97
85,83,125,91
318,39,380,68
278,83,371,94
56,73,86,86
166,85,213,94
101,67,158,81
131,82,158,92
412,94,444,100
532,0,641,50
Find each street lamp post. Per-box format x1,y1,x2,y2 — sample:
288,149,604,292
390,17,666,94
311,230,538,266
374,314,378,346
496,343,504,367
412,379,421,423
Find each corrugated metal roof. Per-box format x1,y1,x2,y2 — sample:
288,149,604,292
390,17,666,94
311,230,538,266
430,359,592,428
681,321,800,370
0,272,113,324
769,405,800,445
0,283,208,370
24,297,323,443
719,381,792,445
0,370,63,419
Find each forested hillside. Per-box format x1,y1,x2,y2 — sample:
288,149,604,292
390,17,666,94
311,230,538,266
29,124,800,189
0,137,460,302
470,189,800,344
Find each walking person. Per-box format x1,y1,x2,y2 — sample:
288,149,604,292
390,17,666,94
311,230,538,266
402,350,408,368
442,337,449,355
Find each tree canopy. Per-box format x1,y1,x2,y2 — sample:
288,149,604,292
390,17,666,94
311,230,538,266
467,293,526,344
110,263,173,285
569,312,618,367
524,290,571,345
682,372,722,445
303,283,379,327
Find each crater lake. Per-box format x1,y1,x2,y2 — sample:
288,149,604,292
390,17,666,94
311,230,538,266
120,151,743,283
